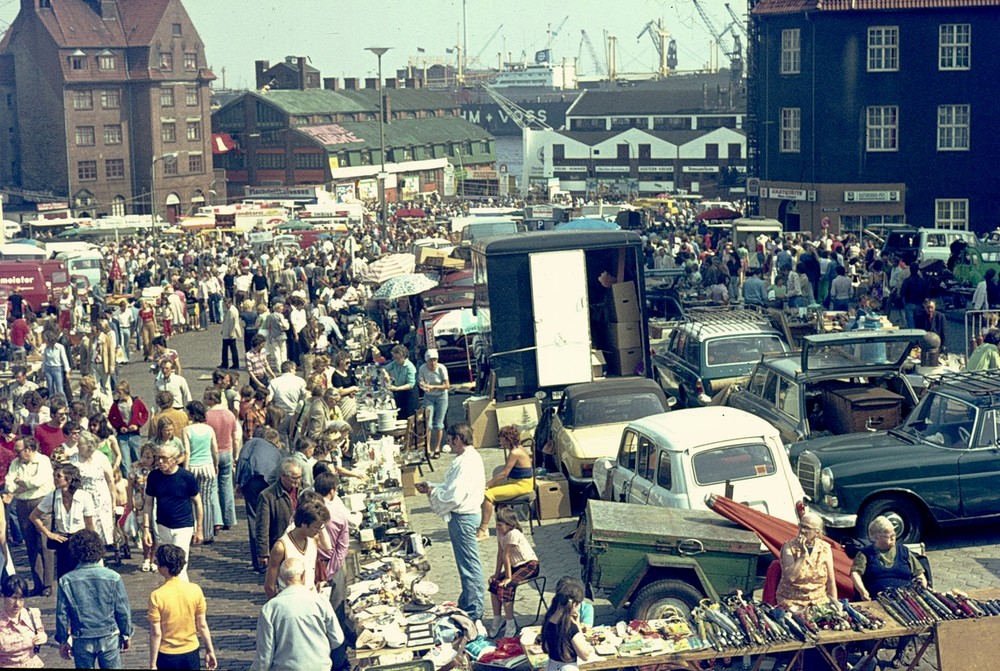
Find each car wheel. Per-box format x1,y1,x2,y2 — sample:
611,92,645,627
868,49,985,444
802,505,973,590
628,579,704,621
859,497,925,544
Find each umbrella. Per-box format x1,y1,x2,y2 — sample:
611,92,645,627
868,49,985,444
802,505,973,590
555,218,621,231
372,273,438,301
393,208,426,220
430,308,480,337
695,207,742,221
361,253,416,284
706,493,855,599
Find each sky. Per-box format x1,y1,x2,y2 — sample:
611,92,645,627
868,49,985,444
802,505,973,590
0,0,747,89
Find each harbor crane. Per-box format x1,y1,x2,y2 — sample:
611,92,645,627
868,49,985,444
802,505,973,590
725,3,748,36
481,83,552,131
692,0,743,74
636,18,678,77
578,29,606,75
470,23,503,68
547,15,570,47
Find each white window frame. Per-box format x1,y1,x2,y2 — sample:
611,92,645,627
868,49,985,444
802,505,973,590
780,108,801,153
780,29,800,74
937,104,970,151
867,26,899,72
935,199,969,230
866,105,898,152
939,24,970,70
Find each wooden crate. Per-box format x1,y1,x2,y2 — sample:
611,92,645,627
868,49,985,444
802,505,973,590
822,383,904,433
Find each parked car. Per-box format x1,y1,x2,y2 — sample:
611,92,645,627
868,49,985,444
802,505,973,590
593,407,804,523
724,329,925,445
547,377,669,494
881,227,978,265
791,368,1000,543
652,309,790,407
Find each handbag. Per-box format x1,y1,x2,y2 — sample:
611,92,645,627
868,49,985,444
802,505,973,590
45,492,60,550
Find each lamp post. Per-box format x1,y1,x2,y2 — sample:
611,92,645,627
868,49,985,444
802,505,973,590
366,47,390,228
151,151,179,237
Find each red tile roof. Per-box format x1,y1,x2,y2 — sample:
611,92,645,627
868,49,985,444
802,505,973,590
117,0,173,45
754,0,1000,14
37,0,127,47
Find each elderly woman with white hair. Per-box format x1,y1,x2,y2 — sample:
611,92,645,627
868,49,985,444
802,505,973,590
850,516,926,601
418,348,450,458
776,512,837,611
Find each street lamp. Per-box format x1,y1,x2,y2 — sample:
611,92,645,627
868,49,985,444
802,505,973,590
151,151,180,237
366,47,390,227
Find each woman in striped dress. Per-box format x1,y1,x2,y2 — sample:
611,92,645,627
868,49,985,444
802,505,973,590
181,401,219,544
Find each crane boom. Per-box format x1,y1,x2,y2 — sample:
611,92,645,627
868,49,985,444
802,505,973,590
725,3,748,36
471,24,504,66
481,83,552,131
580,29,605,75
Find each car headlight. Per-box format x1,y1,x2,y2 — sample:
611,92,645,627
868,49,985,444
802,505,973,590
820,467,834,494
820,467,839,507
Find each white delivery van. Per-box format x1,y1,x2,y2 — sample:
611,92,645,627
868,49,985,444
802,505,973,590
56,249,103,287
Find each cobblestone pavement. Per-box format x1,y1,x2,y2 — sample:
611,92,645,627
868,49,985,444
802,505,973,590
11,324,1000,669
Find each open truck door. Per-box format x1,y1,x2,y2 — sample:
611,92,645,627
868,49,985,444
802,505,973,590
530,250,593,388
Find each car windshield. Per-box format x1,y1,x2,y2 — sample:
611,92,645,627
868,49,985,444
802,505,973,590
706,335,786,367
692,443,777,485
897,391,977,449
463,223,516,240
569,392,665,426
805,339,913,370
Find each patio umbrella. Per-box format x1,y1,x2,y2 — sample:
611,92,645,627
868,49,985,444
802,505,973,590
372,273,439,301
554,218,621,231
276,219,314,231
430,308,480,337
393,208,427,220
706,493,855,599
695,207,742,221
361,253,416,284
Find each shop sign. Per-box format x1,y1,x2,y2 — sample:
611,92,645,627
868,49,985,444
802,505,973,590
595,165,630,172
637,166,674,173
768,187,807,201
682,166,720,173
844,190,900,203
555,165,588,172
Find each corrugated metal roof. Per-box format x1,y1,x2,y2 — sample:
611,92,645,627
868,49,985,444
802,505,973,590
754,0,1000,14
335,88,460,113
294,117,491,150
568,88,743,117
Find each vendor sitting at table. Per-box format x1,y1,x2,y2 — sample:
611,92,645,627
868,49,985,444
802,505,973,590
850,519,928,669
776,512,837,611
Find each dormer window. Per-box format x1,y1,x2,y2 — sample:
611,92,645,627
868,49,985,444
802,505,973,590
98,50,115,71
70,50,87,71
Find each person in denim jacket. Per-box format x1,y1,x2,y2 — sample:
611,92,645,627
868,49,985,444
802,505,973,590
55,529,133,668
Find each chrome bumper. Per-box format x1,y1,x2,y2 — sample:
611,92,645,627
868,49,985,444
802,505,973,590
806,504,857,529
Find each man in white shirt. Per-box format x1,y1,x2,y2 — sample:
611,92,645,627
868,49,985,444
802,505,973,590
154,360,192,409
267,361,307,415
415,422,486,621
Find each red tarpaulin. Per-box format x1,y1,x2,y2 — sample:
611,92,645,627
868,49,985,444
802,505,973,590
211,133,237,154
707,493,855,599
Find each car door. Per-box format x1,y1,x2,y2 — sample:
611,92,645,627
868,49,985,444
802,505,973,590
627,434,659,504
654,331,687,403
645,448,688,509
606,429,640,502
958,409,1000,519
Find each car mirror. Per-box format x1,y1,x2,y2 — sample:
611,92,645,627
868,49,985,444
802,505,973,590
599,458,616,470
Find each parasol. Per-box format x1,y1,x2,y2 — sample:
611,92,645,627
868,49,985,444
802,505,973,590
361,253,416,284
393,208,427,220
554,218,620,231
372,273,439,301
430,308,480,337
276,219,315,231
695,207,742,221
707,493,855,599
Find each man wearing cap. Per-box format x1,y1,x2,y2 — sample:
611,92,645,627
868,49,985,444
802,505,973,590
418,349,450,458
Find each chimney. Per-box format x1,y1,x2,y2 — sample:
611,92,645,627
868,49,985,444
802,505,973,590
344,77,358,90
404,77,415,89
323,77,339,91
255,60,270,89
98,0,117,18
365,77,378,89
297,57,308,90
385,78,397,89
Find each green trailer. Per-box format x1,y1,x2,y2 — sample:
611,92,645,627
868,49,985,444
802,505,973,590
581,500,762,619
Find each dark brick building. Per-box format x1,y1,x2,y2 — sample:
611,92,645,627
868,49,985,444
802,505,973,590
751,0,1000,235
0,0,216,220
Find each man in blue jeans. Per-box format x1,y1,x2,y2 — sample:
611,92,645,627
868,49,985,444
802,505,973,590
55,529,133,668
415,422,486,623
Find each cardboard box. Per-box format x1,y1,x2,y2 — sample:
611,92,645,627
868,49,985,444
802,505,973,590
424,255,465,269
536,474,572,520
466,396,499,448
610,281,641,323
609,347,644,376
607,321,641,349
495,398,541,434
400,465,420,497
591,350,606,379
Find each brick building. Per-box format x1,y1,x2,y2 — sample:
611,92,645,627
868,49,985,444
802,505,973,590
0,0,216,220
